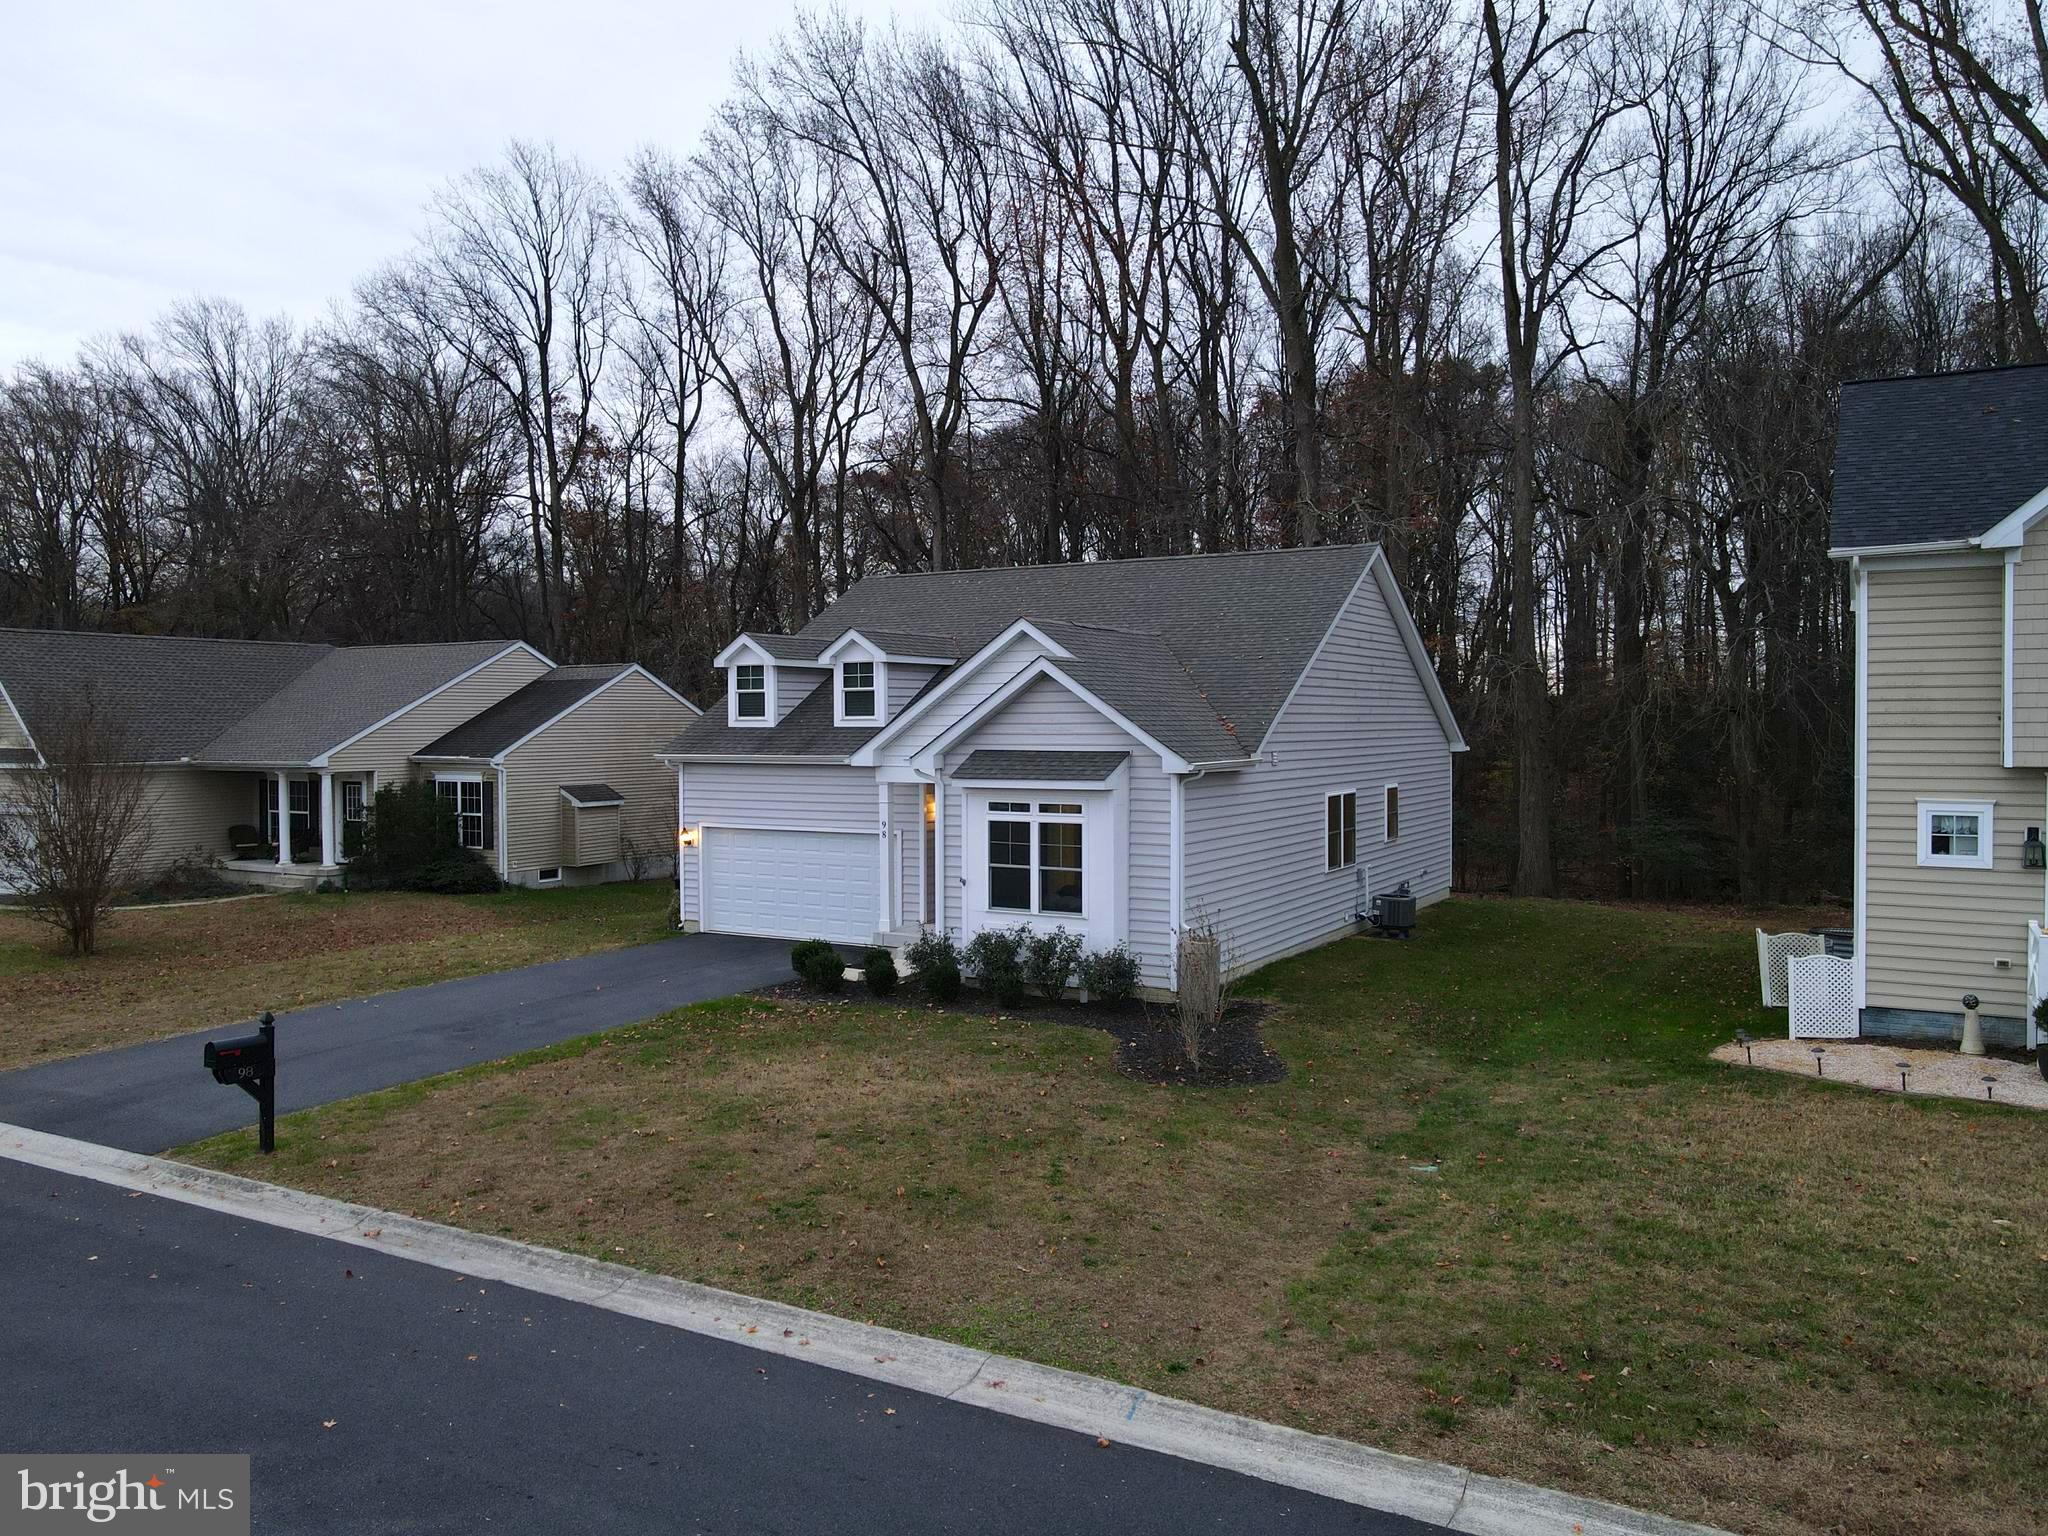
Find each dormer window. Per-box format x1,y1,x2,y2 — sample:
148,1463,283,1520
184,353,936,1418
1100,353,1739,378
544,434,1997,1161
735,664,767,721
841,660,876,719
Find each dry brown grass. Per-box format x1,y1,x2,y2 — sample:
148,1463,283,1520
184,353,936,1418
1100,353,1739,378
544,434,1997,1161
181,900,2048,1536
0,882,672,1070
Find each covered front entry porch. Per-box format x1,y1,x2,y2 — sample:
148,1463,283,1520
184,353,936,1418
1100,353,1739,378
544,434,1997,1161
215,768,373,889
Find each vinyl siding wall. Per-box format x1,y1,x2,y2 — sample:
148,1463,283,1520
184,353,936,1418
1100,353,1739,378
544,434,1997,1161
1183,569,1455,979
1863,558,2042,1022
327,649,548,779
501,672,692,883
0,686,29,749
677,762,882,927
776,668,826,723
867,632,1061,768
887,663,941,719
2011,521,2048,765
938,675,1175,989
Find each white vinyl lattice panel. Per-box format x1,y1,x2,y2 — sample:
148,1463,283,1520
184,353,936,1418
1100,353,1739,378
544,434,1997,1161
1787,954,1858,1039
1757,929,1825,1008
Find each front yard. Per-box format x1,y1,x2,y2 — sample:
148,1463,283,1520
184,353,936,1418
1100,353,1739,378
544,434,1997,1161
0,882,674,1071
180,899,2048,1536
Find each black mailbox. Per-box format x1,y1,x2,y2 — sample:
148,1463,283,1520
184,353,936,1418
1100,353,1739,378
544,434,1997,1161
203,1011,277,1152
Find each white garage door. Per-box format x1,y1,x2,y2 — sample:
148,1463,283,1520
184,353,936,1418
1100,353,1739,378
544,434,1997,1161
703,827,879,944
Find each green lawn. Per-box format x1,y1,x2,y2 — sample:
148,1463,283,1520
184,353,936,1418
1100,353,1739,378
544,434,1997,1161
0,881,674,1070
179,899,2048,1536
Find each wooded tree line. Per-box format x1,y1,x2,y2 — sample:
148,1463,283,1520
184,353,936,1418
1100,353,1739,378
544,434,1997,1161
3,0,2043,902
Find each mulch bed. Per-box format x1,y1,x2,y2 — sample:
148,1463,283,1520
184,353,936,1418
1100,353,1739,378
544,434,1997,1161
760,979,1286,1086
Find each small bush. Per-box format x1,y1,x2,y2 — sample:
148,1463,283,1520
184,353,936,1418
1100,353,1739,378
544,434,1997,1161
965,924,1031,1008
1024,926,1084,1002
904,927,964,1003
790,938,846,993
123,849,241,906
863,947,899,996
394,853,502,894
351,779,466,890
1077,942,1142,1004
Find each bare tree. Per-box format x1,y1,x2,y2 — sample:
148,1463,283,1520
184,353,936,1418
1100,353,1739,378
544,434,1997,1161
426,141,617,656
0,685,152,956
1481,0,1633,896
1796,0,2048,358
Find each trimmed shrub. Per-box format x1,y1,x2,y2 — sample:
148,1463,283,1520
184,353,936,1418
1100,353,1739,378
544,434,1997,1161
395,852,502,894
1077,942,1142,1005
790,939,845,993
904,927,963,1003
1024,926,1084,1002
965,924,1031,1008
863,947,899,997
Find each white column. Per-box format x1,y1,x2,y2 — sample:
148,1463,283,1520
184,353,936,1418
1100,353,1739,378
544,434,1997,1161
319,771,337,867
932,768,946,937
877,782,892,935
275,771,293,866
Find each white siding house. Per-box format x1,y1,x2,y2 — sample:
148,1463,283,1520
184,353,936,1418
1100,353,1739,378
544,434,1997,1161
663,545,1464,995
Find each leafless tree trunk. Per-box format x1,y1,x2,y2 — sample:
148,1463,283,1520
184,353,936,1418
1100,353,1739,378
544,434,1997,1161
0,685,152,956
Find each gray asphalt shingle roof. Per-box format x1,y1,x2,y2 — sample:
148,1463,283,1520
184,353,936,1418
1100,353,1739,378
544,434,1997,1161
195,641,523,764
0,629,330,761
954,750,1130,782
661,544,1380,763
560,782,624,805
1832,364,2048,551
413,665,628,760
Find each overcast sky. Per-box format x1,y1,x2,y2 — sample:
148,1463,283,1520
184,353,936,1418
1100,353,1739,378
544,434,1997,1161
1,0,942,368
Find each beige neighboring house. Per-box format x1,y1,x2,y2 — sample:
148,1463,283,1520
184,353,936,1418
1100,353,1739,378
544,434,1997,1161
0,629,698,894
1832,362,2048,1051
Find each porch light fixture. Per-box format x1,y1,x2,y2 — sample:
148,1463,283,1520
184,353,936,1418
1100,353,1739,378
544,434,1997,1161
678,826,700,849
2025,827,2045,870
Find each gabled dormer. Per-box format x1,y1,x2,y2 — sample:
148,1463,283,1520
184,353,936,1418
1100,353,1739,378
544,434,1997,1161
818,629,956,728
712,634,795,728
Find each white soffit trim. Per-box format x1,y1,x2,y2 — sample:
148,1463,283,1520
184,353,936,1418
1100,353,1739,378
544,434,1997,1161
311,641,550,767
904,655,1193,774
1977,480,2048,549
712,635,779,669
849,619,1077,766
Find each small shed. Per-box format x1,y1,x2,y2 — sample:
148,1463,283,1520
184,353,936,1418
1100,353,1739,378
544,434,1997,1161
558,783,625,868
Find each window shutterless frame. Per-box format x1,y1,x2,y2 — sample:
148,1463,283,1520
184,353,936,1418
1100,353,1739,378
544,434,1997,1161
1325,790,1357,871
1916,798,1994,869
1384,783,1399,843
841,659,877,719
734,663,768,721
984,799,1084,916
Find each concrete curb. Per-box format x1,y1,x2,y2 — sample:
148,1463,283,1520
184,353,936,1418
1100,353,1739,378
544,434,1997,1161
0,1121,1727,1536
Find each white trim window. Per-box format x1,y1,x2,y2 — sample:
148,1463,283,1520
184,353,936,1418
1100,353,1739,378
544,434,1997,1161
841,659,878,720
340,780,367,824
434,774,496,852
733,663,768,723
986,799,1084,916
1326,790,1357,871
1384,783,1400,843
1917,798,1994,869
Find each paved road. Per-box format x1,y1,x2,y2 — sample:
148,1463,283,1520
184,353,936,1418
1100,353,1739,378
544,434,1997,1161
0,1161,1424,1535
0,933,792,1153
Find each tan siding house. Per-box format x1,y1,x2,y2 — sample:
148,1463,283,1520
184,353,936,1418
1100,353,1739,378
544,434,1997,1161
0,629,698,896
1859,560,2041,1033
1834,363,2048,1052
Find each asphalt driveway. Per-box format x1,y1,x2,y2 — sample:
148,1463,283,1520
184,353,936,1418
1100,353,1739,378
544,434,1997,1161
0,932,791,1153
